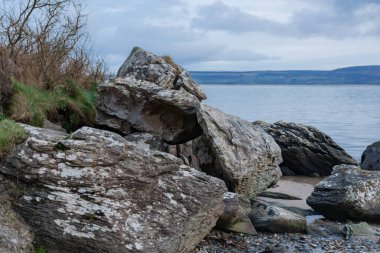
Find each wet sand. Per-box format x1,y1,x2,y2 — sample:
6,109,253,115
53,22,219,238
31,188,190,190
260,176,324,209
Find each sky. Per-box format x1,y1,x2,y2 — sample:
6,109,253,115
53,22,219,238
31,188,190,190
86,0,380,72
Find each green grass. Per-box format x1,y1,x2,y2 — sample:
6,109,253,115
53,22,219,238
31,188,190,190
8,80,97,132
0,119,27,157
34,246,47,253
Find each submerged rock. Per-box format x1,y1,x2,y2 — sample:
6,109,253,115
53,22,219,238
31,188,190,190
249,199,307,233
0,177,34,253
254,121,357,176
361,141,380,171
117,47,207,101
307,165,380,222
96,77,202,143
0,125,227,253
192,105,282,198
216,192,257,235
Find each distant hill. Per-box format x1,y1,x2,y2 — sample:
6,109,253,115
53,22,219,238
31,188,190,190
190,65,380,84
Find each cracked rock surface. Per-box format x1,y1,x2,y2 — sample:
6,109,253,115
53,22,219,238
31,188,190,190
0,125,227,253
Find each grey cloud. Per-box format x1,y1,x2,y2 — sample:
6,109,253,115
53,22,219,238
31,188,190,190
192,0,380,38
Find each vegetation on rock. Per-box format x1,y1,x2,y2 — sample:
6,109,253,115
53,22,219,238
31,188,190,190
0,119,27,158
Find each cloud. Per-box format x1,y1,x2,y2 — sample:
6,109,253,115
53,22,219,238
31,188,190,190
192,0,380,38
84,0,380,71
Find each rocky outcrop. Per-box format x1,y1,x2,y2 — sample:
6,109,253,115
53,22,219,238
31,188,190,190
361,141,380,171
189,105,282,198
249,199,307,233
307,165,380,222
216,192,257,235
96,77,202,143
117,47,206,101
254,121,357,176
124,132,169,152
0,125,227,253
0,176,34,253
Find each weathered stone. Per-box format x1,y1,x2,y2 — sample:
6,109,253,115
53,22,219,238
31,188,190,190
43,119,66,132
194,105,282,198
361,141,380,171
307,164,380,222
1,125,227,253
216,192,257,235
117,47,207,100
124,132,168,152
0,176,34,253
96,77,202,143
254,121,357,176
249,199,307,233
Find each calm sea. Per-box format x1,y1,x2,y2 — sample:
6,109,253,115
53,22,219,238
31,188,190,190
201,84,380,161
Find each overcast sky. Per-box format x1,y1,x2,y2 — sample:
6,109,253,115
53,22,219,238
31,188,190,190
86,0,380,71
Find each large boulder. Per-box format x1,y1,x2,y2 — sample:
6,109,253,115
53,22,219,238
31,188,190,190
254,121,357,176
216,192,257,235
307,165,380,222
0,176,34,253
117,47,207,101
0,125,227,253
249,199,307,233
96,77,202,144
361,141,380,171
187,105,282,198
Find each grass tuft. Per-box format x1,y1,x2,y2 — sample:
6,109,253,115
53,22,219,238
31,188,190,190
0,119,27,158
8,80,97,132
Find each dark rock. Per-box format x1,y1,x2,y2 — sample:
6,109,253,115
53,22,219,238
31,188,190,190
0,176,34,253
258,191,302,200
307,164,380,222
1,125,227,253
361,141,380,171
96,77,202,143
280,166,296,176
249,199,307,233
117,47,207,101
254,121,357,176
182,105,283,198
216,192,257,235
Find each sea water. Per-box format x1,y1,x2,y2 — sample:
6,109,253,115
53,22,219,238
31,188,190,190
202,84,380,161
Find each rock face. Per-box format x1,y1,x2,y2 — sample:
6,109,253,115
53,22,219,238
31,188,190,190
96,77,202,143
216,192,257,235
0,177,34,253
190,105,282,198
361,141,380,171
249,199,307,233
254,121,357,176
307,165,380,222
124,132,169,152
0,125,227,253
117,47,207,101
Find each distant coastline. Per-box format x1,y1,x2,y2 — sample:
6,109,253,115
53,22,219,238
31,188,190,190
190,65,380,85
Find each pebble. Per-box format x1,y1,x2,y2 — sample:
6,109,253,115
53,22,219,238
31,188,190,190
195,230,380,253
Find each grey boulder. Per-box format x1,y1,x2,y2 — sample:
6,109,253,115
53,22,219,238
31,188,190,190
216,192,257,235
96,77,202,143
0,177,34,253
181,105,283,198
249,199,307,233
361,141,380,171
307,164,380,222
117,47,206,101
1,125,227,253
254,121,357,176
